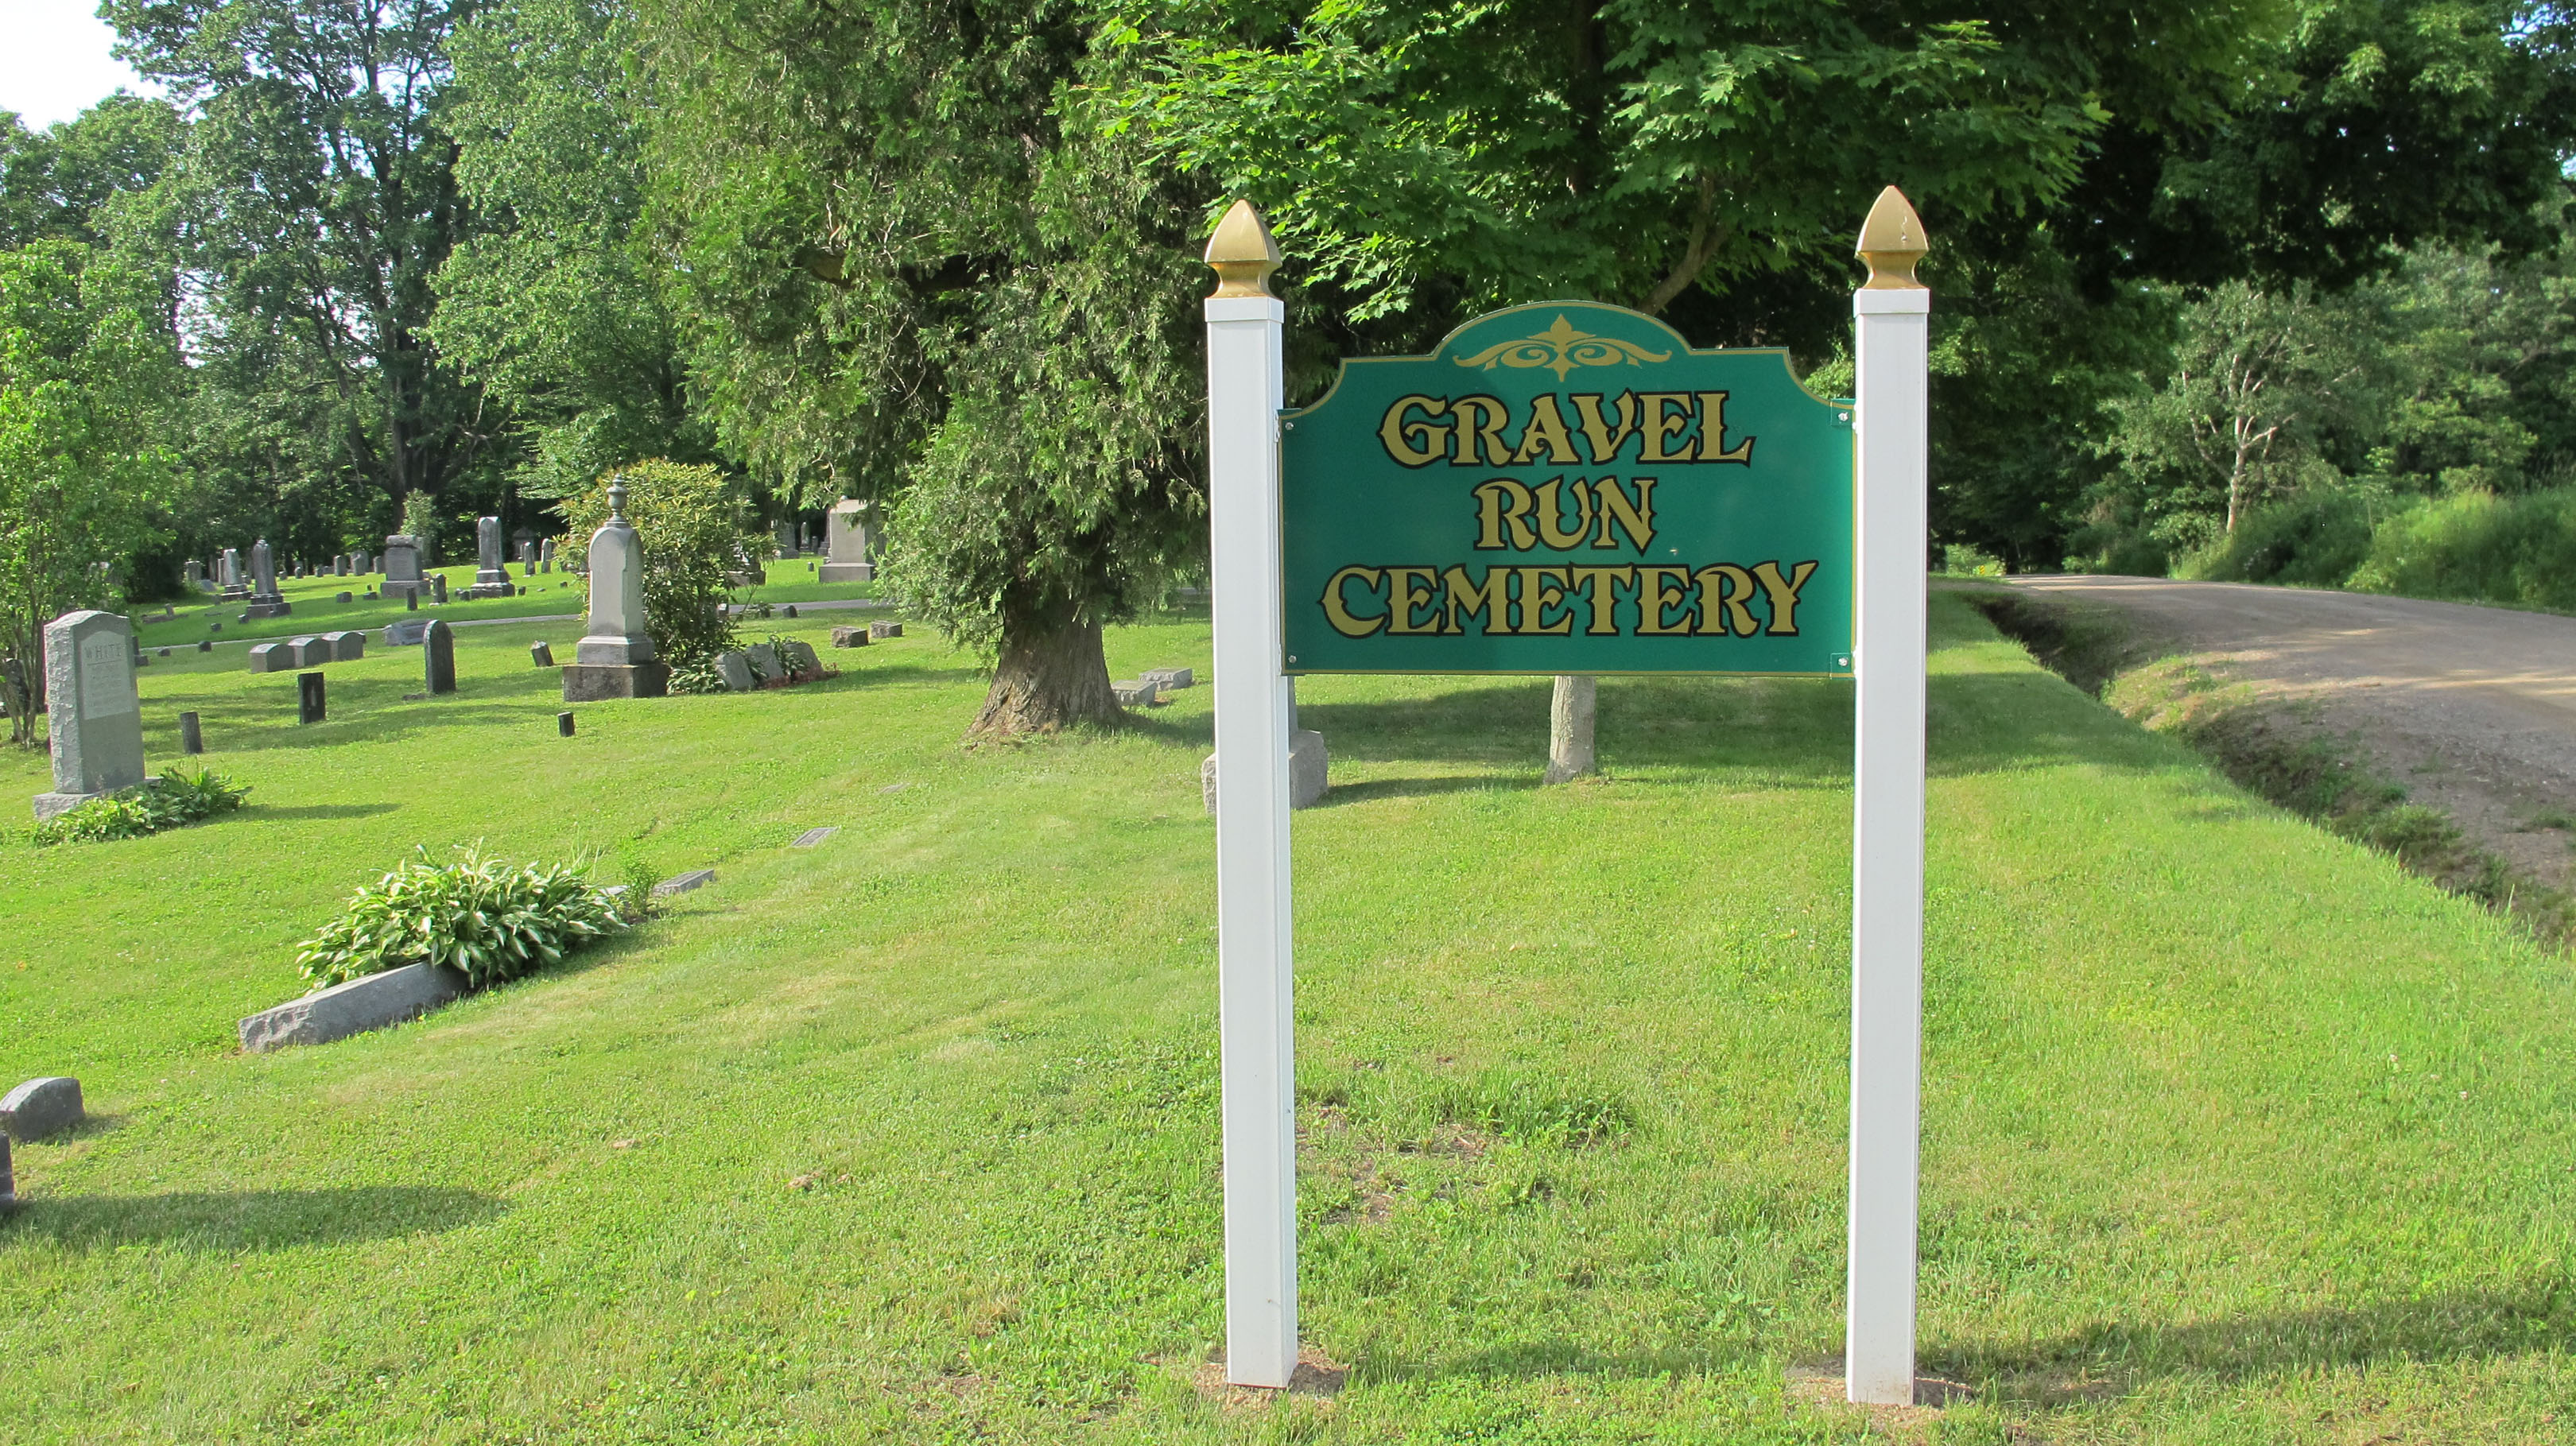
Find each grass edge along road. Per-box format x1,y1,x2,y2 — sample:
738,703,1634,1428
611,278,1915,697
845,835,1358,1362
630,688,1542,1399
2,597,2573,1444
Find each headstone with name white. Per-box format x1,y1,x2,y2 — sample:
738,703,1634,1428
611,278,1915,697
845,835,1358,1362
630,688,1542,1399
561,480,669,700
821,499,875,583
33,611,148,820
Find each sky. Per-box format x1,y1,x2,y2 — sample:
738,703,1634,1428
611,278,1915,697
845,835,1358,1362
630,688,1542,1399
0,0,161,130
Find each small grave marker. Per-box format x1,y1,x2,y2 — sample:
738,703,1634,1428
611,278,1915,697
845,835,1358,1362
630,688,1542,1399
530,641,555,667
653,868,715,897
790,827,838,847
557,711,575,737
180,711,204,754
298,672,325,724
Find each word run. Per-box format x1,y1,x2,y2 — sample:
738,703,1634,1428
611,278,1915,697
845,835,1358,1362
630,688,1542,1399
1317,560,1820,639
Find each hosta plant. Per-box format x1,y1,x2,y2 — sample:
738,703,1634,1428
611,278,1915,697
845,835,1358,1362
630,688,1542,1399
296,847,623,990
32,770,250,845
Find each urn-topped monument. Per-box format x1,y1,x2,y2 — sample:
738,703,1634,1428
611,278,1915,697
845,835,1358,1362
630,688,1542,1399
561,480,669,700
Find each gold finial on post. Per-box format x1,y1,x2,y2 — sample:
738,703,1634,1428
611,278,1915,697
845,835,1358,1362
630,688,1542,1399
1205,200,1283,299
1856,186,1929,290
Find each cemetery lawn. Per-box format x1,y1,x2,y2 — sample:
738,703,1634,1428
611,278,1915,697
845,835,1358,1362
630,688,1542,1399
2,597,2574,1444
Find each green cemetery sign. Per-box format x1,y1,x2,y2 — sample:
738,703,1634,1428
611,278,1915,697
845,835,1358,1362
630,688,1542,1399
1281,301,1854,676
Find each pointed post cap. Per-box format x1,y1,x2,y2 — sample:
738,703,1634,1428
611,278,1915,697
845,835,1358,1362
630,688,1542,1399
1204,200,1283,299
1856,186,1929,290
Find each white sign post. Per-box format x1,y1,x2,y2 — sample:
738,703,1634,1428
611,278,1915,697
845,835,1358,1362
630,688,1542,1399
1197,191,1932,1402
1203,200,1300,1389
1846,186,1932,1406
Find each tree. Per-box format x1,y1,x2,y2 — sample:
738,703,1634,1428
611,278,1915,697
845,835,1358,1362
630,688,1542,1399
107,0,502,547
2104,281,2364,542
433,0,712,501
0,241,184,742
638,0,1210,734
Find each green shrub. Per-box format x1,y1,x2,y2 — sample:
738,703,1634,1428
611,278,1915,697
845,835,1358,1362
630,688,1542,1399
666,655,731,694
2348,487,2576,612
295,847,623,990
612,857,661,923
2188,489,2377,587
31,770,250,846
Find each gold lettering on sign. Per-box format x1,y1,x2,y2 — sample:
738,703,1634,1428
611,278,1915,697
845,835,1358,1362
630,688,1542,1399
1449,396,1512,466
1472,479,1538,549
1639,393,1696,462
1385,567,1441,633
1752,560,1818,635
1635,566,1693,634
1534,477,1593,549
1694,391,1753,463
1438,566,1513,634
1509,394,1583,465
1695,564,1758,636
1591,476,1656,551
1321,567,1387,636
1569,393,1638,464
1515,567,1572,634
1378,396,1449,467
1568,566,1635,635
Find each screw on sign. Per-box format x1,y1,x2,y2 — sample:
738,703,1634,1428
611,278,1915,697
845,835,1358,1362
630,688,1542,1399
1199,188,1931,1405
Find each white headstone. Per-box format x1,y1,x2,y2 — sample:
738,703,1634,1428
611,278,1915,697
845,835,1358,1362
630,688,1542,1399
575,483,654,665
820,499,875,583
33,611,145,820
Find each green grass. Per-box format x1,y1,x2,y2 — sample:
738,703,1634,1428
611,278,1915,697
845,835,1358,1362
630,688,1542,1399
132,560,878,651
2,597,2573,1443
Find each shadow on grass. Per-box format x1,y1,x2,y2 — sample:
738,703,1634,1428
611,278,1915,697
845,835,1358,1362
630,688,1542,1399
4,1186,506,1250
1949,1285,2576,1396
1307,775,1540,808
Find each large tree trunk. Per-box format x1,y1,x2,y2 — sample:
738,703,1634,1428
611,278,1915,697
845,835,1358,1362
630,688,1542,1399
1543,673,1597,784
969,614,1122,739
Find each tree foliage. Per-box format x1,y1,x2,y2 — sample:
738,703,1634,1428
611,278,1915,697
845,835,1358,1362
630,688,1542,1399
0,240,184,742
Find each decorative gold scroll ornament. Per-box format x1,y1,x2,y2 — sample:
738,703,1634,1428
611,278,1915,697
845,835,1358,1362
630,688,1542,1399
1454,314,1672,381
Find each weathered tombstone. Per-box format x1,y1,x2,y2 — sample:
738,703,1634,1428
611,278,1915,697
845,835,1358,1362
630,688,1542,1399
654,868,715,896
336,591,352,603
1143,666,1195,690
1112,680,1159,707
540,538,556,573
773,517,797,556
33,611,148,820
334,556,349,576
1201,731,1329,815
383,618,429,645
184,558,207,591
716,650,755,692
355,549,372,574
246,539,290,618
821,498,875,583
530,641,556,667
831,626,870,648
561,480,670,700
297,672,326,724
196,639,210,653
382,535,425,600
406,591,419,611
471,515,510,594
246,642,292,673
324,630,364,661
743,642,782,682
782,639,821,679
179,710,204,754
286,635,328,667
792,826,838,847
219,547,246,596
869,620,902,640
431,573,448,603
782,604,797,618
557,711,575,737
424,618,456,695
0,1077,83,1141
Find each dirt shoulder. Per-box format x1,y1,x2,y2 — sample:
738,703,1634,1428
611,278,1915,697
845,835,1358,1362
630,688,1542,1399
1996,576,2576,894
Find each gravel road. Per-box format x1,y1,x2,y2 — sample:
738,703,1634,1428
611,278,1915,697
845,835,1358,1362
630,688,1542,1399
2007,575,2576,886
